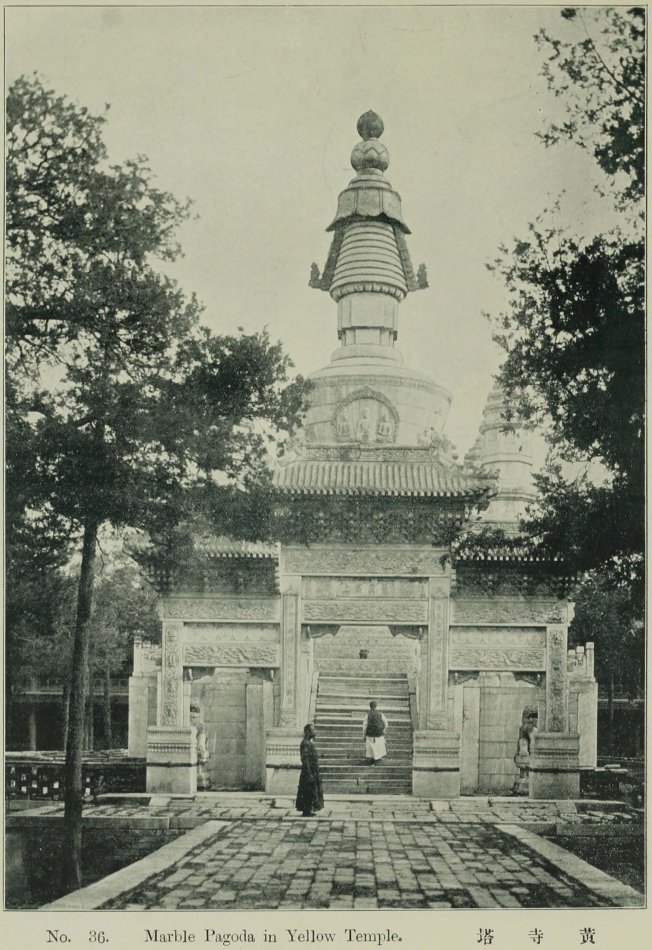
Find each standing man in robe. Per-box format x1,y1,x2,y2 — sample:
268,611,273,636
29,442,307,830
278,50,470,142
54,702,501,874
295,723,324,817
363,700,388,765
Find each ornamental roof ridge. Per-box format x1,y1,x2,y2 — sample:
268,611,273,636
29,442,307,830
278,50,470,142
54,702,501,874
193,535,280,559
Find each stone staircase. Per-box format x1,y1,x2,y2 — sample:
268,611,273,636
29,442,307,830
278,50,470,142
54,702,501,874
314,671,413,795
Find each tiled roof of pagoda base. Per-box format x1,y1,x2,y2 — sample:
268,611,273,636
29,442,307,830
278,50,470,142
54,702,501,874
273,446,492,499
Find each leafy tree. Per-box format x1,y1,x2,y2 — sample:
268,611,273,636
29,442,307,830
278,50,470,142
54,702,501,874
570,573,644,750
6,75,305,887
487,8,644,599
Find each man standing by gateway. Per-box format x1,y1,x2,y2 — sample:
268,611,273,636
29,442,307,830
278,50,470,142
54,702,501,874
363,701,388,765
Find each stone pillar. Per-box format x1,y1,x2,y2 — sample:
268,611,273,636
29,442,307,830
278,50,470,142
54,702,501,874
146,621,197,793
28,707,37,752
246,673,271,790
529,623,580,799
413,730,460,798
265,579,303,793
412,577,460,798
128,676,150,757
265,728,302,795
160,621,185,727
279,583,300,727
146,725,197,795
426,583,450,730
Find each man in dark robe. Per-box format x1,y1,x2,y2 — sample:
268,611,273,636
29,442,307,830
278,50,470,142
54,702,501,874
295,723,324,817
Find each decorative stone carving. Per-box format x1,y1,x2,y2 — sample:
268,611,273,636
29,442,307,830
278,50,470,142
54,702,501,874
283,547,447,577
303,599,428,624
319,374,440,395
304,624,340,639
161,622,183,726
451,599,569,626
426,586,449,730
302,576,427,601
183,644,279,666
182,625,279,643
280,591,299,726
161,597,280,622
332,387,399,444
388,625,425,641
546,625,568,732
451,649,546,670
449,628,546,671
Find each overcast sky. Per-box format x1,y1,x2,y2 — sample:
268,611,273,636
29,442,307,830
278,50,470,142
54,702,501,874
6,4,611,453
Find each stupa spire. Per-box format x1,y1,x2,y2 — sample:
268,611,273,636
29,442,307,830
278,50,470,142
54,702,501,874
310,112,427,364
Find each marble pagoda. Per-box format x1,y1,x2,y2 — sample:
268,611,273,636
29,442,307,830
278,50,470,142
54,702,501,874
130,112,597,799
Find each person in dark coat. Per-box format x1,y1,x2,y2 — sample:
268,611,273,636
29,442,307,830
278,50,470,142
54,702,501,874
295,723,324,817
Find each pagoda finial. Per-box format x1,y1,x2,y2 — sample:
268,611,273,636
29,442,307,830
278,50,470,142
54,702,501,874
351,110,389,173
357,110,384,140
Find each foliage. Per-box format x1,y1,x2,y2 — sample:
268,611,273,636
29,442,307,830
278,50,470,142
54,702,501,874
486,8,644,595
6,74,306,885
537,7,644,208
570,573,644,698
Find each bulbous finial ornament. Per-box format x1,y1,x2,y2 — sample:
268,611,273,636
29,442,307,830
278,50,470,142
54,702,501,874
357,110,384,141
351,110,389,173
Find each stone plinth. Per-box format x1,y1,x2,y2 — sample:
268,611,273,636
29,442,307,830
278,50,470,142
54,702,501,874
528,732,580,800
265,728,303,795
412,730,460,798
146,726,197,795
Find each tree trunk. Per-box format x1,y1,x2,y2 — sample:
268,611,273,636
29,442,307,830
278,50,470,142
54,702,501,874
103,665,112,749
62,680,70,753
607,672,615,755
63,519,99,890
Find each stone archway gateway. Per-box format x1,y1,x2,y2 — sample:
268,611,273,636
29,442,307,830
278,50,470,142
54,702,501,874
130,111,597,798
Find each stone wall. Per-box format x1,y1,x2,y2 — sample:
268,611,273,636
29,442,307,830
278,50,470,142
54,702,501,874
313,624,419,673
190,670,249,789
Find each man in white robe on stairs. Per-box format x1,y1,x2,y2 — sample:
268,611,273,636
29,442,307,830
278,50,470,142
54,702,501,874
363,700,388,765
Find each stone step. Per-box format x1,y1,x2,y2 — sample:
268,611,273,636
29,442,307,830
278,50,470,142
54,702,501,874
320,759,412,778
323,781,413,795
318,690,409,697
318,672,408,680
317,721,412,729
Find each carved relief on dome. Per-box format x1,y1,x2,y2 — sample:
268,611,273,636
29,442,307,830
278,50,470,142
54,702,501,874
332,387,399,444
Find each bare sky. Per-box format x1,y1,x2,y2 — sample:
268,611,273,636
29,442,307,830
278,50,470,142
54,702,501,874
6,4,611,452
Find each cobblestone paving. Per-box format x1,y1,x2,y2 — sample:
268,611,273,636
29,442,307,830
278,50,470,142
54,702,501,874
103,819,617,910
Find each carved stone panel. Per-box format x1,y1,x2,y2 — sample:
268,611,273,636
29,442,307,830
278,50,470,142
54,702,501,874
546,625,569,732
303,576,428,601
182,624,279,643
183,644,280,667
332,388,399,444
451,598,569,626
426,588,449,730
280,591,299,726
161,622,183,726
302,599,428,624
450,628,546,671
161,597,280,622
283,547,447,577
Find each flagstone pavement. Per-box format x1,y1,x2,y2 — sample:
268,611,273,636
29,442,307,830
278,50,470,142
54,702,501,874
32,795,643,911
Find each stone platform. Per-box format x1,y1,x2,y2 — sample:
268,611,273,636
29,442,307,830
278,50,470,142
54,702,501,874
21,793,642,910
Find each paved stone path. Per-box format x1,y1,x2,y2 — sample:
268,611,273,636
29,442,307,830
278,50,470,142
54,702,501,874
102,818,626,910
26,794,642,910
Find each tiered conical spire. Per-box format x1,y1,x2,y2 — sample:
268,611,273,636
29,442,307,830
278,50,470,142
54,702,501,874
310,111,427,364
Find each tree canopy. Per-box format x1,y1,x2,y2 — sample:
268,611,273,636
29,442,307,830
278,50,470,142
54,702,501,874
6,73,306,886
486,7,644,597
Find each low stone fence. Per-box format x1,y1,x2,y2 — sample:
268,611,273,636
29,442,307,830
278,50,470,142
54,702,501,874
6,750,146,803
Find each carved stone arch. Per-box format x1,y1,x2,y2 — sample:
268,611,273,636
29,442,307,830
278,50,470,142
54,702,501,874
332,386,400,444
